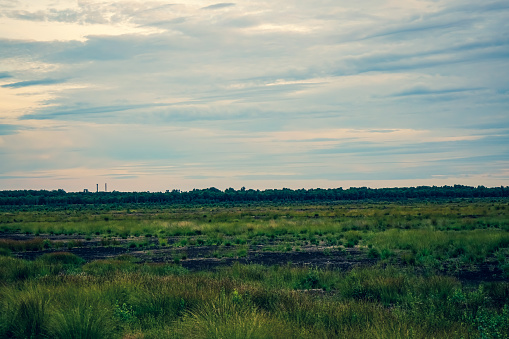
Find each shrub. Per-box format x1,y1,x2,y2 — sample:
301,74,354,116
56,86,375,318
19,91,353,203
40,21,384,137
178,290,294,338
0,247,11,256
38,252,85,265
0,290,51,338
471,305,509,339
82,259,136,276
49,303,113,339
0,238,51,252
294,269,327,290
368,248,381,259
0,256,50,282
237,248,248,257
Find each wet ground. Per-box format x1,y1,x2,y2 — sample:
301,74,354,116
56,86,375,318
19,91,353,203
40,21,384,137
10,235,375,271
2,232,506,281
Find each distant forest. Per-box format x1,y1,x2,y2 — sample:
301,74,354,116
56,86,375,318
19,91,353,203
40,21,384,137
0,185,508,206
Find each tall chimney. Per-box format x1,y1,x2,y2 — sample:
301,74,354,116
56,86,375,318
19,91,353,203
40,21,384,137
105,183,107,192
96,184,98,193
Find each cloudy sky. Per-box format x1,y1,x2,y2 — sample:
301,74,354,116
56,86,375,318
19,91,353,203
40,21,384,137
0,0,508,192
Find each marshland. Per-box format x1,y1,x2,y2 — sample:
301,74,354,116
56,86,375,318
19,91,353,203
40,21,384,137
1,193,508,338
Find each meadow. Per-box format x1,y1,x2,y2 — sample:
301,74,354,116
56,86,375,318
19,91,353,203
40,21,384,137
0,198,508,338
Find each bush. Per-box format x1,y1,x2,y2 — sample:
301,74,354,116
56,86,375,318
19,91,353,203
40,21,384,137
0,247,11,256
0,238,51,252
368,248,381,259
294,269,326,290
49,303,114,339
38,252,85,265
82,259,136,276
178,290,294,338
0,256,50,282
0,290,51,338
471,305,509,339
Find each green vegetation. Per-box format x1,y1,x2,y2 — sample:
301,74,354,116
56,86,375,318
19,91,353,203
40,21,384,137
0,185,508,206
0,198,508,337
0,258,508,338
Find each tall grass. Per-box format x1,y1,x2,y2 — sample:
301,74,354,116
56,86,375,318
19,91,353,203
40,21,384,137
0,238,51,251
367,228,509,264
1,200,508,338
49,301,113,339
177,290,297,339
2,200,507,238
0,287,51,338
0,259,507,338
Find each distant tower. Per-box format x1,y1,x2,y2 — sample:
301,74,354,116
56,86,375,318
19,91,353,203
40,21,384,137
105,183,107,192
96,184,98,193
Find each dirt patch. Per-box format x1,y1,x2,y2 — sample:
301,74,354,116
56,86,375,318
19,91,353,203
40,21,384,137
16,246,130,262
9,233,375,271
15,244,375,272
3,232,506,281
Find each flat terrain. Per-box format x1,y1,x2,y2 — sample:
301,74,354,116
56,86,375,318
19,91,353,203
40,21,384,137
1,199,508,338
6,232,375,271
2,199,508,279
2,232,503,282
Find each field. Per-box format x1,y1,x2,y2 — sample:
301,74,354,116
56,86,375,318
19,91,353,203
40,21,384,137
1,198,509,338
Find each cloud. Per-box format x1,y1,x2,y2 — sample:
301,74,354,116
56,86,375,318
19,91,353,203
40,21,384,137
443,1,509,15
391,85,483,97
3,3,136,25
0,175,53,180
337,38,509,76
363,18,476,41
1,78,67,88
20,102,179,120
202,3,235,10
0,0,508,190
0,124,21,135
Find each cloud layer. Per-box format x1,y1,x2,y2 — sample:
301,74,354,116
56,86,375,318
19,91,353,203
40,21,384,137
0,0,508,191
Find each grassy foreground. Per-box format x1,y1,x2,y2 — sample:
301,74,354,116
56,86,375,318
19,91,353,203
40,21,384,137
1,256,508,339
1,199,508,338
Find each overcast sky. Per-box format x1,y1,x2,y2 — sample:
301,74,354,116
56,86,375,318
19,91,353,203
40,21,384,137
0,0,508,192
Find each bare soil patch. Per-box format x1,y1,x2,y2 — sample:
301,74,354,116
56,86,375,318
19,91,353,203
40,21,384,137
3,232,506,281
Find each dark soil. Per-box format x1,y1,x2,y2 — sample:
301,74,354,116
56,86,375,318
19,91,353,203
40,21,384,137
13,242,375,272
3,232,506,281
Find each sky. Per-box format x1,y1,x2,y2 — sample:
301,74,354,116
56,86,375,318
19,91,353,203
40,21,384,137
0,0,508,192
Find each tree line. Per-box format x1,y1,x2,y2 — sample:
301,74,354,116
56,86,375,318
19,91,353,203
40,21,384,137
0,185,507,206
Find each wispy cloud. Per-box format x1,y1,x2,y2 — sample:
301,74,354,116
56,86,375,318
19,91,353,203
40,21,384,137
20,102,186,120
391,85,483,97
0,124,21,135
202,3,236,10
0,0,508,190
2,78,67,88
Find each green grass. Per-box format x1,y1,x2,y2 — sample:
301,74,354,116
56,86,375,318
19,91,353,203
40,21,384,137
3,200,507,277
2,259,507,338
1,199,509,337
2,199,507,238
366,228,509,268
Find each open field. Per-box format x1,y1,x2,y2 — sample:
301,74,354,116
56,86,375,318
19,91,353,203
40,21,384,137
1,198,509,338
